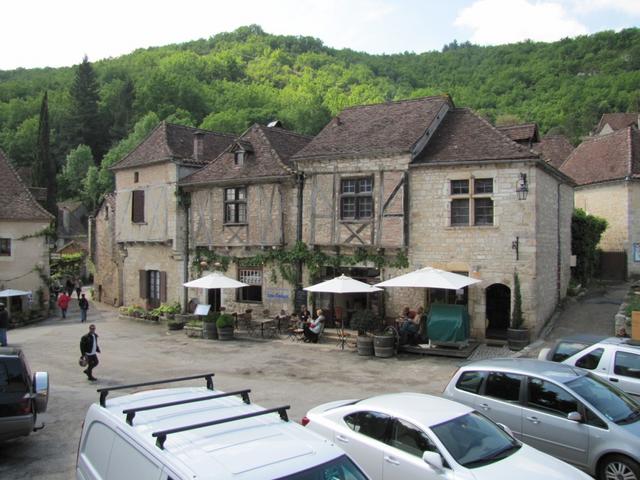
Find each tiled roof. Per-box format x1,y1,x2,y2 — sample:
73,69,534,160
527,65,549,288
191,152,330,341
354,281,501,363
413,108,536,164
560,127,640,185
111,122,235,171
497,123,539,144
292,96,452,161
180,124,311,185
532,135,574,169
594,113,638,134
0,149,53,221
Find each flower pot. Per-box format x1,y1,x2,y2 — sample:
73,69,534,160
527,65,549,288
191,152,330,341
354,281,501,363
356,335,374,356
507,327,530,351
202,321,218,340
167,321,185,331
373,335,395,358
184,325,203,338
217,325,234,341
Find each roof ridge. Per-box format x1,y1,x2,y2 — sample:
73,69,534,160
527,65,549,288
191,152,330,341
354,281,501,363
339,94,449,112
164,121,236,139
258,124,313,140
0,148,54,220
111,121,167,170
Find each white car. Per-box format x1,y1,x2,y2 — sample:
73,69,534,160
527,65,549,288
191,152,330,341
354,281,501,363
539,336,640,398
76,373,369,480
303,392,591,480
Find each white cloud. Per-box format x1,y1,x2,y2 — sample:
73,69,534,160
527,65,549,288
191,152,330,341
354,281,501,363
454,0,588,45
574,0,640,16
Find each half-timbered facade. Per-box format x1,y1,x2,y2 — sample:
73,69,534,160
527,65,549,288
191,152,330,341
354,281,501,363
179,123,311,313
110,122,234,308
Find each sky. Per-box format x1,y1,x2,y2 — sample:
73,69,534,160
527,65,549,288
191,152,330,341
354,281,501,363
2,0,639,70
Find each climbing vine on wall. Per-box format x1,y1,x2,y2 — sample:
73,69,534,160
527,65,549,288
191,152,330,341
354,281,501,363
192,241,409,285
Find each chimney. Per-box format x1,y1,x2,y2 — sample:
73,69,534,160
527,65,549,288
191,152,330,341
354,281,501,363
193,131,204,161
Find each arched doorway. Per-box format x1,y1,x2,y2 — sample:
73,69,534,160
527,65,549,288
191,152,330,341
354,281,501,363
485,283,511,340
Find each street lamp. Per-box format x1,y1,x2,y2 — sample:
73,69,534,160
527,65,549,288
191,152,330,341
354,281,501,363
516,173,528,200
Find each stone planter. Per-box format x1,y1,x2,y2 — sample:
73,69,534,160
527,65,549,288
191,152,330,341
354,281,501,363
184,325,203,338
217,325,234,341
167,321,185,331
373,335,395,358
202,321,218,340
507,328,530,351
356,335,374,356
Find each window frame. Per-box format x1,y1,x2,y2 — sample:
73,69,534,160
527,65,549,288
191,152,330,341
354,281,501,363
481,371,523,403
449,177,494,227
340,177,373,221
0,238,11,256
614,351,640,379
224,187,247,225
343,410,391,442
525,377,579,417
131,190,145,224
237,266,262,303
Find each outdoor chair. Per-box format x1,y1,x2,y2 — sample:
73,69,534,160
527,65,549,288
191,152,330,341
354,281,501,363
237,313,258,337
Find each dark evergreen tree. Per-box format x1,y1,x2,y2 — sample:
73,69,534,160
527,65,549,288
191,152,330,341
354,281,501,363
109,78,136,140
36,91,57,218
69,56,107,164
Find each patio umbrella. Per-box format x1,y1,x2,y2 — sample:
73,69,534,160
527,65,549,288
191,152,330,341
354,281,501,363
183,272,248,289
0,289,32,297
375,267,481,290
304,275,382,349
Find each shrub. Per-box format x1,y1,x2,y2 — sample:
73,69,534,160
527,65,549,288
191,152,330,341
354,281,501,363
216,313,234,328
511,271,524,329
203,310,220,323
187,319,203,327
150,302,181,317
350,310,380,335
625,295,640,316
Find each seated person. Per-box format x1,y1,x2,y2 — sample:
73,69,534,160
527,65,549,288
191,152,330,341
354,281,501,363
399,308,420,346
303,309,325,343
298,305,311,328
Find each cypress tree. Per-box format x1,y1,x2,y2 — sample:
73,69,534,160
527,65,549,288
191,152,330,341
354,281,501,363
69,56,106,164
36,91,57,218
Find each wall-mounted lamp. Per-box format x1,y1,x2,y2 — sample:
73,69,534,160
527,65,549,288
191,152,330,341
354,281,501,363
516,173,528,200
512,236,520,260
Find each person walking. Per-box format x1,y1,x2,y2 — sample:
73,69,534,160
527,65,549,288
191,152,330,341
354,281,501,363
65,279,74,297
74,279,82,299
0,302,9,346
78,293,89,323
80,324,100,381
57,291,71,319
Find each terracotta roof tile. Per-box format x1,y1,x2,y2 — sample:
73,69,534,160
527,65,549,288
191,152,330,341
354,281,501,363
0,149,53,221
292,96,452,161
594,113,639,134
413,108,536,164
532,135,574,169
560,127,639,185
180,124,311,185
497,123,539,143
111,122,235,171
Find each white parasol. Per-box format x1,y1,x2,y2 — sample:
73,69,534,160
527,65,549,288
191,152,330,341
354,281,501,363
183,272,248,289
375,267,480,290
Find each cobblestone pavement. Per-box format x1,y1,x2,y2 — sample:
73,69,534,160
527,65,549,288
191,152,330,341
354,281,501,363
0,281,629,479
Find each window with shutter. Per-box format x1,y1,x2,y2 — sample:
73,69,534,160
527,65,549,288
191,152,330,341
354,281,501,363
131,190,145,223
159,271,167,303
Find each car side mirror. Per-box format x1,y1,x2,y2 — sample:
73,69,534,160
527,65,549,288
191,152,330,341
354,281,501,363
33,372,49,413
497,423,514,437
422,451,444,471
567,411,582,422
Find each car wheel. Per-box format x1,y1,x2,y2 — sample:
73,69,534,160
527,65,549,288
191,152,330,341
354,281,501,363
599,454,640,480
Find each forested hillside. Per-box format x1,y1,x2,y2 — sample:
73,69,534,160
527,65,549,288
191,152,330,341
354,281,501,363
0,25,638,209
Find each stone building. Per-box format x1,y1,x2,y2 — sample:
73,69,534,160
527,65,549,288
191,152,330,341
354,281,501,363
561,125,640,279
593,112,639,136
498,123,574,169
179,123,311,313
0,149,54,311
110,122,234,309
89,194,121,306
292,96,575,339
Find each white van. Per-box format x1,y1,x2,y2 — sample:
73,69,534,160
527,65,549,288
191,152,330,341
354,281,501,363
76,373,368,480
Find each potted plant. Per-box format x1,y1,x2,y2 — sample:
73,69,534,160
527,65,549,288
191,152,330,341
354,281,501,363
216,313,235,340
507,271,530,351
184,319,204,338
202,311,220,339
351,310,379,356
167,317,186,331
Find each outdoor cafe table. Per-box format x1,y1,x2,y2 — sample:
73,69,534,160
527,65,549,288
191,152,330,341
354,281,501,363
255,318,276,338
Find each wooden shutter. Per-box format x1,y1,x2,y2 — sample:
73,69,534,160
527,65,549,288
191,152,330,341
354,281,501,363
139,270,147,299
131,190,145,223
159,271,167,303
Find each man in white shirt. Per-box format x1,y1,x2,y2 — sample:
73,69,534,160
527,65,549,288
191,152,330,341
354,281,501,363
80,324,101,381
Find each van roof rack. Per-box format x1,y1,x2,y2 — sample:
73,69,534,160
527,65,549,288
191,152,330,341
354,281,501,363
152,405,290,450
97,373,215,407
122,389,252,425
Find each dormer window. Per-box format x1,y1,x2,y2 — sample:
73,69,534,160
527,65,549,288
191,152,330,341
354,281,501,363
234,151,245,167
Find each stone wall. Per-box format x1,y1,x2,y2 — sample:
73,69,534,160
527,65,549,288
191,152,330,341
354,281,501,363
628,182,640,277
92,196,121,306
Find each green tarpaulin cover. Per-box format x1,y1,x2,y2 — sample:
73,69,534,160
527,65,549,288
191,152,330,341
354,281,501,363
427,304,470,344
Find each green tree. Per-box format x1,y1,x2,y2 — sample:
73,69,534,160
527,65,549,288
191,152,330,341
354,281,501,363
571,209,608,285
58,144,94,200
35,91,57,216
69,56,106,163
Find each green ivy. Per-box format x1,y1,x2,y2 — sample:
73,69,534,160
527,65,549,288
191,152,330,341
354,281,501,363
192,241,409,285
571,209,608,285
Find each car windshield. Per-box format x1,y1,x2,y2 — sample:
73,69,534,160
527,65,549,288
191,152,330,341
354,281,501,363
567,373,640,425
276,455,369,480
430,412,521,468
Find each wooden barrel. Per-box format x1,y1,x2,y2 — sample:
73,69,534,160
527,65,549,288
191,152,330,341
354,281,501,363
373,335,395,358
507,328,529,351
217,326,234,341
357,336,374,356
202,322,218,339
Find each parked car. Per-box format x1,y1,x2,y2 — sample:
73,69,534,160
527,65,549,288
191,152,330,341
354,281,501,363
0,347,49,442
444,358,640,480
303,392,591,479
539,336,640,398
76,373,369,480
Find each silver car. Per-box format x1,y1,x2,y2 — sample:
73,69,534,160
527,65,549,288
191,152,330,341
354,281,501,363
443,358,640,480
